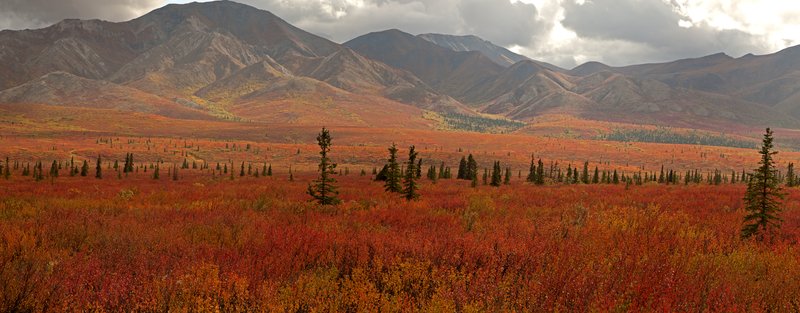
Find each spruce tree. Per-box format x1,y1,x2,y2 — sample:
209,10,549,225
36,161,44,181
457,156,467,180
742,128,784,241
592,166,599,184
402,145,419,201
153,164,160,180
786,163,795,187
427,165,437,181
95,155,102,179
581,161,589,184
527,156,536,182
50,160,59,178
385,143,402,193
3,157,9,180
471,171,478,188
536,159,545,185
490,161,502,187
467,154,478,181
375,164,389,181
503,167,511,185
80,160,88,176
307,127,340,205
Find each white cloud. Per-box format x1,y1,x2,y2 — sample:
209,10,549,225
668,0,800,53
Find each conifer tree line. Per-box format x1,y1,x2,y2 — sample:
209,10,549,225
4,128,800,204
6,152,800,188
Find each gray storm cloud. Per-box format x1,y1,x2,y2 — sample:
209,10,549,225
231,0,548,46
0,0,163,30
0,0,792,68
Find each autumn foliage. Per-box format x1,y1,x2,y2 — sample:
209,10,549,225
1,170,800,311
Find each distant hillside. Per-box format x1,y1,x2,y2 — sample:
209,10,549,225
1,0,800,133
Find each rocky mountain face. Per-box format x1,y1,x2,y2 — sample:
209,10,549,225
0,1,460,125
418,33,563,72
1,0,800,131
347,29,799,128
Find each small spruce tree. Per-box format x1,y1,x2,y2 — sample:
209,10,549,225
307,127,340,205
402,145,420,201
490,161,502,187
95,155,102,179
385,143,402,193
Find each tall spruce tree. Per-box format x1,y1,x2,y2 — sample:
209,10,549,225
385,143,402,193
307,127,340,205
490,161,502,187
742,128,784,241
402,145,419,200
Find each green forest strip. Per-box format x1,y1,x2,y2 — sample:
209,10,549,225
427,112,525,134
597,127,756,148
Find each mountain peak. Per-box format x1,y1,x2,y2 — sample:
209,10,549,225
417,33,533,68
570,61,612,76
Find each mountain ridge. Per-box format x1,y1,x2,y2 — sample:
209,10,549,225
1,0,800,133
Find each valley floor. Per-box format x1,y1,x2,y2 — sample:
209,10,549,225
2,120,800,311
1,172,799,311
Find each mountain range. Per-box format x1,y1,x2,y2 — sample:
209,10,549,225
1,0,800,134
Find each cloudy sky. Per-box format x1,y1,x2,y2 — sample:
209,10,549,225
1,0,798,68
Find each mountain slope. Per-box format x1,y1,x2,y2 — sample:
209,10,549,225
2,0,800,133
0,71,212,120
345,29,504,102
0,1,464,124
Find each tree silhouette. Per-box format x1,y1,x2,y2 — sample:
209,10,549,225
307,127,340,205
742,128,784,241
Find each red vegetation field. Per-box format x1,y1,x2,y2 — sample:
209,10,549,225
2,119,800,311
2,171,800,311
